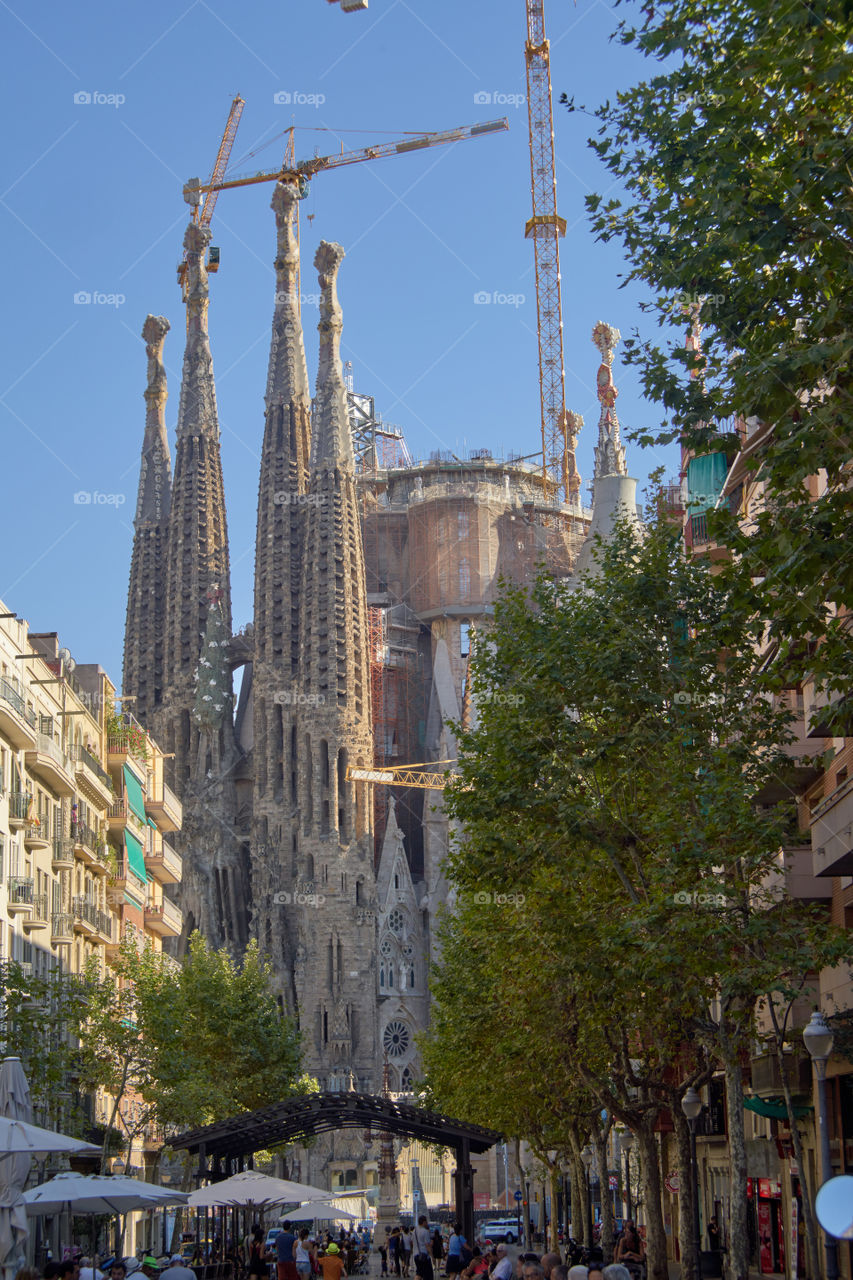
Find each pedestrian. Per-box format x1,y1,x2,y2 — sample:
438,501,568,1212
413,1215,433,1280
378,1234,389,1277
247,1228,269,1279
160,1257,196,1280
603,1268,631,1280
401,1227,413,1277
614,1225,643,1270
388,1229,401,1277
432,1232,444,1271
707,1220,721,1253
491,1246,513,1280
445,1225,466,1280
108,1264,127,1280
319,1243,347,1280
552,1268,569,1280
277,1222,299,1280
138,1259,159,1280
295,1230,314,1280
541,1254,561,1280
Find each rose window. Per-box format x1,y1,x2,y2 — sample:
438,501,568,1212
383,1020,410,1058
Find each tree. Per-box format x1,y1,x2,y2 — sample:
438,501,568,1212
568,0,853,711
432,503,851,1280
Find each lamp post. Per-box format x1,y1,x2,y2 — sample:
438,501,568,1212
582,1145,594,1248
411,1156,419,1225
620,1131,634,1222
681,1087,703,1280
804,1011,839,1280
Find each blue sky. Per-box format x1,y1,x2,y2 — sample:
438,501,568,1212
0,0,679,684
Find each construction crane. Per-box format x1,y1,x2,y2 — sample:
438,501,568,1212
524,0,580,509
178,93,245,297
182,118,508,207
346,761,459,790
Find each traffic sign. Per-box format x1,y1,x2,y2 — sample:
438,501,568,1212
608,1176,618,1190
514,1190,523,1202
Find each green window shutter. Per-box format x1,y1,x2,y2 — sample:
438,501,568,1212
123,828,147,884
686,452,729,513
123,763,147,824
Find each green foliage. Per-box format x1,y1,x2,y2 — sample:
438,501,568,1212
571,0,853,708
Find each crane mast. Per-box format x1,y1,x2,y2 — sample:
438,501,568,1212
524,0,579,509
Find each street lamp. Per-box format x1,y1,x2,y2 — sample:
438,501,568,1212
620,1131,634,1222
581,1145,594,1247
681,1087,703,1280
804,1011,839,1280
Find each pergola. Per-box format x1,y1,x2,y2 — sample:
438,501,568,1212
171,1092,503,1241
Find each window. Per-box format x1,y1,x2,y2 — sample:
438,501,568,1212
458,558,470,595
388,908,404,936
383,1019,410,1058
457,510,469,539
460,622,470,658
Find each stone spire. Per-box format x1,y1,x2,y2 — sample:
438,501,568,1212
277,238,377,1091
158,220,245,955
564,410,583,511
575,322,639,579
250,181,313,987
124,314,172,730
591,320,627,483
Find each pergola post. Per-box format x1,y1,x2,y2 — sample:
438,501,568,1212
454,1137,474,1244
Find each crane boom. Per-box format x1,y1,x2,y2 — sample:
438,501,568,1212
346,761,459,791
524,0,579,509
198,94,245,228
183,118,508,200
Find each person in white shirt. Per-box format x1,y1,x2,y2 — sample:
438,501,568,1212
492,1246,514,1280
78,1257,102,1280
413,1216,433,1280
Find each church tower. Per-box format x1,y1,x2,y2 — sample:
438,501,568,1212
157,220,246,949
124,315,172,729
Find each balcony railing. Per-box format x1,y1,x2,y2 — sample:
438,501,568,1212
0,678,37,727
71,743,113,791
72,897,112,938
144,896,182,934
24,812,51,843
8,876,34,906
690,513,709,545
51,912,74,943
26,893,49,926
52,837,75,869
33,733,72,773
8,793,30,823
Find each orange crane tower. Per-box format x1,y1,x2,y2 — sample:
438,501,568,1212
524,0,580,509
178,94,245,299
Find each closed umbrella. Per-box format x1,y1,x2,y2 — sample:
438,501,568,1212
188,1171,331,1209
0,1117,100,1158
0,1057,32,1280
23,1172,189,1215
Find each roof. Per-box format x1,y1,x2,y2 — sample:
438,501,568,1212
170,1092,503,1161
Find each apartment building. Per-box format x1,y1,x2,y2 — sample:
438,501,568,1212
0,597,183,1174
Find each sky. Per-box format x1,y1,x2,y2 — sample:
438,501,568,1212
0,0,679,685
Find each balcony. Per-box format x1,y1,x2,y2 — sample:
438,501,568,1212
7,876,34,913
71,744,114,807
73,822,113,874
146,840,182,886
23,893,49,931
72,896,113,941
811,777,853,878
0,677,38,750
765,846,833,904
24,734,75,797
145,780,182,833
107,731,149,770
51,837,75,871
51,912,74,945
111,860,146,903
23,813,51,850
107,798,147,839
144,895,182,937
749,1051,811,1100
7,792,29,829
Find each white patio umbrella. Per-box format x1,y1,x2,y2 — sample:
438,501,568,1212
188,1171,332,1210
297,1200,359,1222
0,1117,100,1158
23,1172,189,1215
0,1057,32,1280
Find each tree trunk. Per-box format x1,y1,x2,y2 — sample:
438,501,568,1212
594,1131,615,1262
721,1046,749,1280
674,1108,698,1280
550,1165,561,1252
568,1133,591,1248
636,1121,667,1280
768,1004,821,1280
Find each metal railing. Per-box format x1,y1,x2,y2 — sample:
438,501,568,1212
8,876,34,905
73,896,112,936
52,837,75,867
33,733,72,774
73,821,101,853
145,897,182,929
8,793,30,822
25,812,51,841
72,744,113,788
0,678,37,727
51,912,74,940
30,893,48,923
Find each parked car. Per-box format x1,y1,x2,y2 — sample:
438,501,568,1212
480,1220,519,1244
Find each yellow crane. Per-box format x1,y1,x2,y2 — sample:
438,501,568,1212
178,94,245,298
524,0,580,508
346,760,459,790
182,117,508,208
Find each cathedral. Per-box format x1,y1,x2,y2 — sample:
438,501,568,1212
123,176,637,1183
